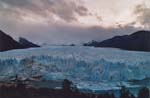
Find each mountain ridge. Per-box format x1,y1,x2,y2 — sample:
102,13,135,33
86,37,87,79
84,30,150,51
0,30,40,52
19,37,40,48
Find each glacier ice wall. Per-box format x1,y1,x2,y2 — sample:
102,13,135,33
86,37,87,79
0,46,149,83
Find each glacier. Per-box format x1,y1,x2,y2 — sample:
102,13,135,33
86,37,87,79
0,46,149,91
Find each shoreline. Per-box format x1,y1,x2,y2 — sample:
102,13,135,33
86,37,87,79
0,80,148,98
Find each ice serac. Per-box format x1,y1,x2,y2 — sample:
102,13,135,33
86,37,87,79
0,46,149,90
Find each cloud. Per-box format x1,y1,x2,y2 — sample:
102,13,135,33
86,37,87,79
0,0,89,22
134,4,150,28
0,0,141,45
0,18,139,45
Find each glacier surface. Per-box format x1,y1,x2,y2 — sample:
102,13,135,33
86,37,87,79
0,46,149,90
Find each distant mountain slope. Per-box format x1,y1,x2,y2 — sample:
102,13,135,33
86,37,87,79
84,30,150,51
19,37,40,48
0,30,23,51
0,30,40,51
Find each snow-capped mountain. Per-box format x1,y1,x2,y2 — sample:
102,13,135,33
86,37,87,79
0,46,149,90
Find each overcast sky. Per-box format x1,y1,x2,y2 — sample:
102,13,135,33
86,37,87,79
0,0,150,45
